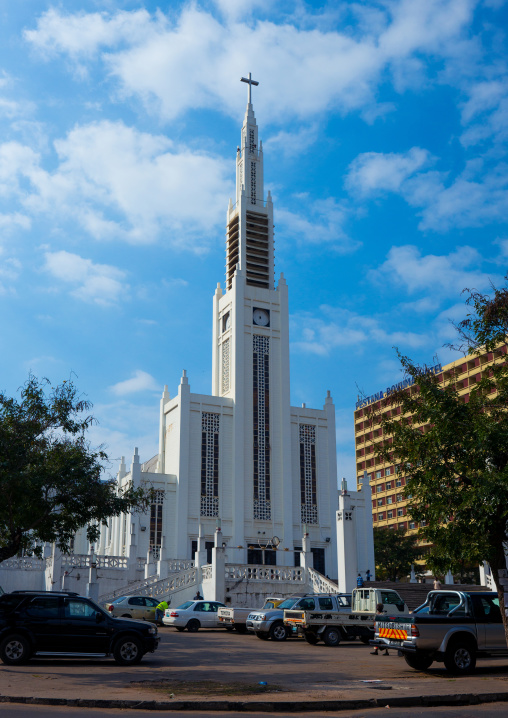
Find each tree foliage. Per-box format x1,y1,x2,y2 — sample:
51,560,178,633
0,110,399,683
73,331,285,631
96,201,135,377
365,280,508,643
373,527,418,582
0,375,155,562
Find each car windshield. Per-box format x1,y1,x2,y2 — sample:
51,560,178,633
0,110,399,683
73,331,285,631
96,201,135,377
111,596,127,604
277,597,301,609
176,601,194,610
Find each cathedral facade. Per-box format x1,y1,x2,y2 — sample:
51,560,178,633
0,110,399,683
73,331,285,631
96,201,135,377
99,85,339,578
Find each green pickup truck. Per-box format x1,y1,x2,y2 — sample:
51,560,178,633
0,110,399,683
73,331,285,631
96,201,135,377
371,590,508,674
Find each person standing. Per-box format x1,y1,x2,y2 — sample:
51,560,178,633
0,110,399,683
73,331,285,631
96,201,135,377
357,573,364,588
371,603,389,655
366,569,371,582
155,600,169,624
433,577,441,590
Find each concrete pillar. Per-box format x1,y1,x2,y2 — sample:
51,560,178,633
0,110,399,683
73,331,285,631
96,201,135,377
299,525,313,572
336,480,358,593
211,526,226,602
86,550,99,603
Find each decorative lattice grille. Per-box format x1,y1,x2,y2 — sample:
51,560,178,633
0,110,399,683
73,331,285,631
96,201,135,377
253,335,271,520
222,338,230,394
201,412,220,517
150,489,165,554
250,160,257,205
299,424,318,524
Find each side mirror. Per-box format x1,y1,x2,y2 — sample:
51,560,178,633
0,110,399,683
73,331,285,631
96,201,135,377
96,611,105,623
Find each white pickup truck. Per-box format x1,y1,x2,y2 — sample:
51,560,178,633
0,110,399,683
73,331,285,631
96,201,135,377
218,597,283,633
246,593,352,642
284,587,408,646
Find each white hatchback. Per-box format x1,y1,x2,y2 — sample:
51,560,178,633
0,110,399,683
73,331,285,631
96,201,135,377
163,600,226,632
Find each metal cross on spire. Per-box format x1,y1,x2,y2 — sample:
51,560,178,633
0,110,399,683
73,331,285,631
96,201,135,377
241,72,259,104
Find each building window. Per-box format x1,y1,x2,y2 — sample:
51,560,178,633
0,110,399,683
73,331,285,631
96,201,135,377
397,508,404,517
376,485,383,493
150,490,164,559
395,478,402,487
201,412,220,517
386,496,393,504
221,338,230,394
375,470,382,479
409,521,416,530
385,467,392,476
385,481,392,490
378,512,385,520
377,498,383,506
397,493,403,502
387,510,393,519
253,335,271,520
299,424,318,524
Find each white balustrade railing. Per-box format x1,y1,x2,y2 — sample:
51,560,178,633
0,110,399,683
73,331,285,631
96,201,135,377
61,554,128,570
202,564,213,580
139,566,197,600
225,564,305,582
0,557,46,571
168,559,195,572
307,567,339,594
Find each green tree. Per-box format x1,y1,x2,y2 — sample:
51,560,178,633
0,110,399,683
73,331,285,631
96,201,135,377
367,281,508,643
373,527,418,582
0,375,155,562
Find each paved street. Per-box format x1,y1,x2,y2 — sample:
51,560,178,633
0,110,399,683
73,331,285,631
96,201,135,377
3,704,508,718
1,627,508,709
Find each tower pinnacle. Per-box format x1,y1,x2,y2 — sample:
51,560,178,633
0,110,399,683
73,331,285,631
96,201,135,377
240,72,259,104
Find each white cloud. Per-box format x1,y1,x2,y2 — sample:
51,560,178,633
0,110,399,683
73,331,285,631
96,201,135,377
290,307,426,357
23,8,155,59
0,250,21,294
277,198,360,253
43,250,127,305
109,370,159,397
0,121,233,248
346,147,508,232
23,1,479,124
264,124,320,157
346,147,434,195
369,245,501,297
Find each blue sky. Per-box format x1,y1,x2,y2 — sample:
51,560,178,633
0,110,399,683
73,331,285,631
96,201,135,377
1,0,507,483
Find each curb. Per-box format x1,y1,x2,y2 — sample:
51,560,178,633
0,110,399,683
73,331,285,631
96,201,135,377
1,692,508,712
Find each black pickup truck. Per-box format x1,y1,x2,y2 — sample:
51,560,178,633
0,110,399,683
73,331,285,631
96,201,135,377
0,590,160,665
371,590,508,674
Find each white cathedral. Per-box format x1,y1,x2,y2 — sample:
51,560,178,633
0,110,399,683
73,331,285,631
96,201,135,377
89,79,360,581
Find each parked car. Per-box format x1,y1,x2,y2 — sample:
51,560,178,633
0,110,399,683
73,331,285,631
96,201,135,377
0,590,160,666
163,600,226,632
103,595,162,621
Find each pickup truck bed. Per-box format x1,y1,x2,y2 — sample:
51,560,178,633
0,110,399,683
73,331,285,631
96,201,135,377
371,590,508,674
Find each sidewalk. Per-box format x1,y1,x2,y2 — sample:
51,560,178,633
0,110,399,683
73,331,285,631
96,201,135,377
1,630,508,712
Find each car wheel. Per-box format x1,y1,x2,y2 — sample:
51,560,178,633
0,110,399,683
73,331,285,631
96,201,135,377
404,653,434,671
113,636,143,665
444,640,476,674
186,619,200,632
175,627,185,632
269,622,288,642
303,631,319,645
256,631,270,640
0,634,31,665
322,627,342,647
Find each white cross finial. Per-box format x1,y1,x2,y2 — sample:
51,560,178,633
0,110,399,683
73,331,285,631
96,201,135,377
241,72,259,104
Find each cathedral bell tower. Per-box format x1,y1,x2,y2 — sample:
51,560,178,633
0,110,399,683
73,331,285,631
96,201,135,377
211,74,293,552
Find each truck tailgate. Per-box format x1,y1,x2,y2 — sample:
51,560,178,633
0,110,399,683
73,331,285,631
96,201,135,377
375,615,414,644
